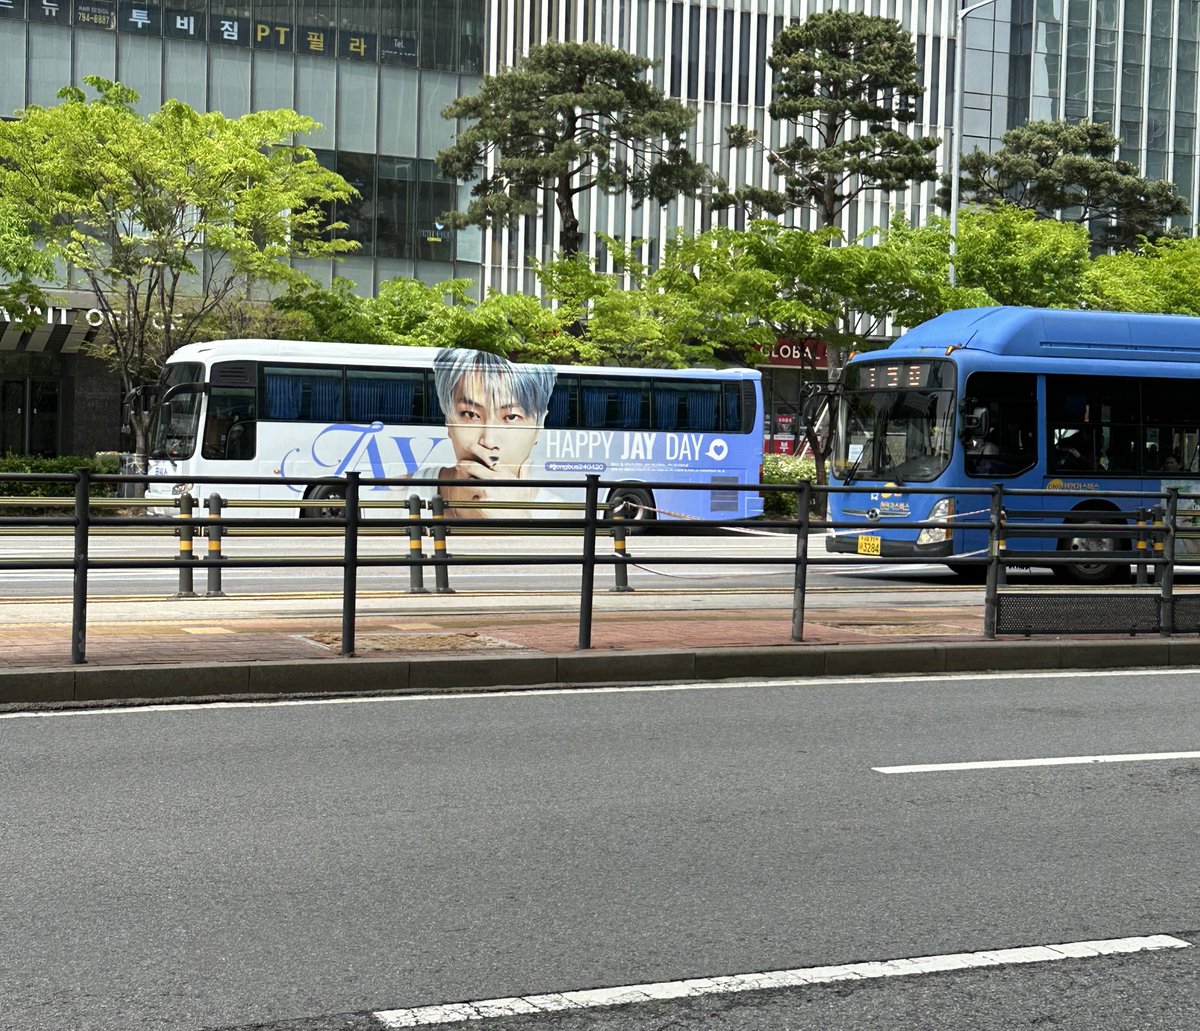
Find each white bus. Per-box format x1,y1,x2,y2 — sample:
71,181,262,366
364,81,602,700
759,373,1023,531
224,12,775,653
144,339,765,521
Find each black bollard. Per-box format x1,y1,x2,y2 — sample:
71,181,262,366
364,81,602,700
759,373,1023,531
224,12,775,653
174,492,198,598
407,493,429,594
431,494,454,594
206,493,226,598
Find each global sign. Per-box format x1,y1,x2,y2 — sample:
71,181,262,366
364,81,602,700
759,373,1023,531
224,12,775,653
766,339,827,367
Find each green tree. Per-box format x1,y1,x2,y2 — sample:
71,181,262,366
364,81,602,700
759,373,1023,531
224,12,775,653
271,277,393,344
437,40,707,257
0,76,356,465
532,233,801,369
880,206,1091,325
718,11,939,227
1084,237,1200,315
945,120,1189,250
367,277,575,361
0,207,53,328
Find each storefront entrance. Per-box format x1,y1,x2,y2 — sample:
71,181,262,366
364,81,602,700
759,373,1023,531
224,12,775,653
0,378,60,456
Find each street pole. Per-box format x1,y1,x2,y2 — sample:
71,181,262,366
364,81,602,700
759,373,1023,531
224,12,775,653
949,0,999,287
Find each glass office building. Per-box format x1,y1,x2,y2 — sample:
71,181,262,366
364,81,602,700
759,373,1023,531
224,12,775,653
2,0,1199,454
0,0,485,453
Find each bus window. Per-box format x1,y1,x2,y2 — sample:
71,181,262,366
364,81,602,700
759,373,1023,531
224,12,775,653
263,365,344,422
347,368,424,424
962,372,1036,477
1047,375,1139,475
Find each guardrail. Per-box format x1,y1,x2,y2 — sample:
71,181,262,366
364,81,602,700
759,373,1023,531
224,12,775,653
0,470,1196,664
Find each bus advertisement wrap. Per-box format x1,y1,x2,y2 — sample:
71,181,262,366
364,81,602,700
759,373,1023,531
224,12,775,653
146,343,764,522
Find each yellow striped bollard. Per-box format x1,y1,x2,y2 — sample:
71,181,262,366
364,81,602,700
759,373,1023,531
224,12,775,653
610,512,634,592
407,493,429,594
206,492,226,598
174,492,198,598
431,494,454,594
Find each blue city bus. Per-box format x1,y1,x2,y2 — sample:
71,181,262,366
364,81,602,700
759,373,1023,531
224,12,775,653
825,306,1200,583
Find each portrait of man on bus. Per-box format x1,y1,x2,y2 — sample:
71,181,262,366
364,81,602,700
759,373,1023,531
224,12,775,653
402,348,564,519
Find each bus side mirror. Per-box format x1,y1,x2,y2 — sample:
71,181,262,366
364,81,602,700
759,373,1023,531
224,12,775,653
960,405,989,439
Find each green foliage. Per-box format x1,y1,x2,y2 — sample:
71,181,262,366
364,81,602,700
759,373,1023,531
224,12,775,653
1083,237,1200,315
762,453,819,518
272,278,394,344
946,120,1189,251
438,41,707,256
0,76,357,458
368,277,575,360
0,453,120,499
878,207,1090,326
717,11,939,226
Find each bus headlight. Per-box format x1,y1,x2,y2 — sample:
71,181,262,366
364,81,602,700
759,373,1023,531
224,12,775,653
172,482,194,497
917,498,954,545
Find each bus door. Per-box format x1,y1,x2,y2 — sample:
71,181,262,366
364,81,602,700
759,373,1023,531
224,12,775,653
958,371,1039,556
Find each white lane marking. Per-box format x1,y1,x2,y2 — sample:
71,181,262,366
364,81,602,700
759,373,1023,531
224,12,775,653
372,935,1191,1028
875,751,1200,774
5,666,1200,721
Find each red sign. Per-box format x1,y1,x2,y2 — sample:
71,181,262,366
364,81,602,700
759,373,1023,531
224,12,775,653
764,438,795,455
763,338,827,368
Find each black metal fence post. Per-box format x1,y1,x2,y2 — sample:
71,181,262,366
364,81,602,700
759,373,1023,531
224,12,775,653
1161,487,1178,636
578,474,600,649
71,468,91,664
205,493,226,597
431,494,454,594
341,472,359,657
407,493,429,594
791,480,812,642
984,485,1004,639
174,492,198,598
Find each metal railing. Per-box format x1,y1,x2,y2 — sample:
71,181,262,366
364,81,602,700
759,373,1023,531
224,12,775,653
0,470,1197,663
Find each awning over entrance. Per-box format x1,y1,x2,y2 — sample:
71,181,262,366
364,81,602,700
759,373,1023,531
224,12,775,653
0,304,103,353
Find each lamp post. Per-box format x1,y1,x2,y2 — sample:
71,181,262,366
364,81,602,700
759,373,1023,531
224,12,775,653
949,0,999,287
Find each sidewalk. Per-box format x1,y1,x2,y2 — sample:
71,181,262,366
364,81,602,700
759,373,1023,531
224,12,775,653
0,589,987,669
3,590,1197,707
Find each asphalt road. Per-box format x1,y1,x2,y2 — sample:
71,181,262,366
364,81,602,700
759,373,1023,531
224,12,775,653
2,669,1198,1030
0,530,1047,599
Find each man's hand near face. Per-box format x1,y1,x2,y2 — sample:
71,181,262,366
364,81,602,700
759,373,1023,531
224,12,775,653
438,441,540,519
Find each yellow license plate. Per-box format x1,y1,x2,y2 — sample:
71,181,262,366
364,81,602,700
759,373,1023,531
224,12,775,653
857,535,882,556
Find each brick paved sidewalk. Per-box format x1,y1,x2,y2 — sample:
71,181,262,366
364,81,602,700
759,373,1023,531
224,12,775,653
2,604,987,669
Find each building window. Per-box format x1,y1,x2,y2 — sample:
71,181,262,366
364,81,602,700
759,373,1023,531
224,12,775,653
336,151,376,256
376,156,415,259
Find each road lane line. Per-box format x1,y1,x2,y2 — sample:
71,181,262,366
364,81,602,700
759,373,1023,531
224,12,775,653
6,667,1200,721
874,751,1200,773
371,935,1190,1028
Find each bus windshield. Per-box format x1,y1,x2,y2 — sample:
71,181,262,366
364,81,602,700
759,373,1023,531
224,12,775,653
148,362,204,459
833,359,955,483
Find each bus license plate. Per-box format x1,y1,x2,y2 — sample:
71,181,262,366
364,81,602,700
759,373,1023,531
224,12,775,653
857,535,882,556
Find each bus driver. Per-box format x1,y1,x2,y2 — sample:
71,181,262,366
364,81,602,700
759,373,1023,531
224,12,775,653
403,348,563,519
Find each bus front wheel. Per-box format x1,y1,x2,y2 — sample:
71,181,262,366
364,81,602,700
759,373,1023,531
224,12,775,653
302,484,345,520
606,487,655,524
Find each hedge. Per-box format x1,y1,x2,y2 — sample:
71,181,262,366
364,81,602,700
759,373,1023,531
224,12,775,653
0,453,121,498
762,452,820,519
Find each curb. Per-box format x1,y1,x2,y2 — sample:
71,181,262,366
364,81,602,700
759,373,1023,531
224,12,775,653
4,637,1200,706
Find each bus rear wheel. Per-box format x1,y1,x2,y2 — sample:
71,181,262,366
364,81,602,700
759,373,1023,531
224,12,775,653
1051,516,1129,584
606,487,655,524
302,484,345,520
